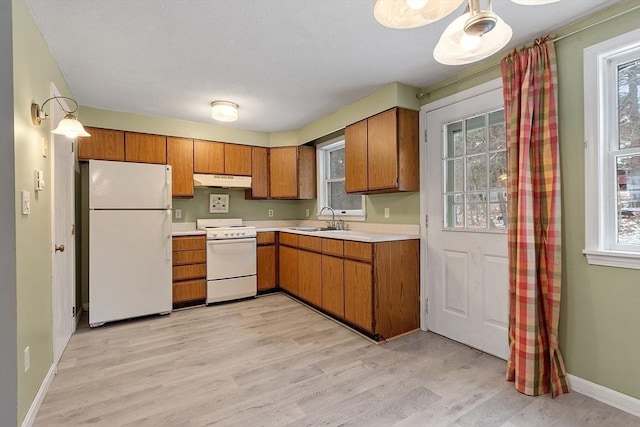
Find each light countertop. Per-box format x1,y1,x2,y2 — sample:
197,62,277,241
256,227,418,243
171,222,206,236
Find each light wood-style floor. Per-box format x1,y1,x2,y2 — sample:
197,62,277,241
35,294,637,426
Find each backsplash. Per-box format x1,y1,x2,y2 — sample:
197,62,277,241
172,188,300,222
174,188,421,224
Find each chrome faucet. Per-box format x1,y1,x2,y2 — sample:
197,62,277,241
319,206,337,229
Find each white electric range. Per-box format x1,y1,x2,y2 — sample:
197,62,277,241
196,219,257,304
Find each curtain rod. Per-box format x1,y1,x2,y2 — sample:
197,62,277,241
415,4,640,100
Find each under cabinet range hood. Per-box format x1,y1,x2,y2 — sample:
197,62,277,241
193,173,252,188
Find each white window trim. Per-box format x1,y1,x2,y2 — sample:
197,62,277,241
583,29,640,270
316,136,366,221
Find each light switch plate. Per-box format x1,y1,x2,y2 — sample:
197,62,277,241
34,169,45,191
209,194,229,213
21,191,31,215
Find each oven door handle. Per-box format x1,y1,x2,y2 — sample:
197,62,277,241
207,238,256,245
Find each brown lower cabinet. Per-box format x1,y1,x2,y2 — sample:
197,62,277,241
172,235,206,306
257,232,277,291
277,232,419,341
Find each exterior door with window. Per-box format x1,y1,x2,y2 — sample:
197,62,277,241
426,87,509,359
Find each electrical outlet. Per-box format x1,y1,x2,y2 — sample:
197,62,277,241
384,208,390,219
268,209,274,218
305,209,309,217
175,209,182,219
24,347,30,373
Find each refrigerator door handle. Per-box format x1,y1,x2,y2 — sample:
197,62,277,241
166,209,172,261
165,167,172,209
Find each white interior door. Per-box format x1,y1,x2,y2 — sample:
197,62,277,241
426,87,509,360
51,88,76,364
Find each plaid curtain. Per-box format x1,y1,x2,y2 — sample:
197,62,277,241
501,37,569,398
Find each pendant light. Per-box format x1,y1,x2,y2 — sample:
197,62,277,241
374,0,464,29
433,0,512,65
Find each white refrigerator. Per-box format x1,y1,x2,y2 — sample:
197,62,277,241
88,160,172,327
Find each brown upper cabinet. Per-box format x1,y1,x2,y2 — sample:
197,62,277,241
193,140,252,176
166,137,194,198
77,127,125,161
345,107,419,194
224,144,252,176
246,146,269,199
194,140,224,174
125,132,167,164
269,146,316,199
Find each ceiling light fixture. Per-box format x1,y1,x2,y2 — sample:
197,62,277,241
31,96,90,138
210,101,239,122
374,0,464,29
375,0,557,65
434,0,512,65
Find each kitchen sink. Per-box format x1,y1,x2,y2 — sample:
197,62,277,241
288,226,322,231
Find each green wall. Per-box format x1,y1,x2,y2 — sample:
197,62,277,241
12,0,74,423
173,188,301,222
0,0,17,424
418,2,640,399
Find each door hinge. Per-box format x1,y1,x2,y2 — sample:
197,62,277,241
71,141,74,152
71,224,75,235
424,129,428,143
425,298,429,314
72,306,76,317
425,214,429,228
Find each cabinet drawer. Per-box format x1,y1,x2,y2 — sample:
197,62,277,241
172,263,206,281
344,241,372,262
257,231,276,245
172,249,206,266
279,232,298,247
298,235,322,252
173,279,206,303
172,235,205,251
322,238,343,257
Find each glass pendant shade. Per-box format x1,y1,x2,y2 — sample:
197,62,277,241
211,101,239,122
51,113,91,138
433,12,512,65
511,0,561,4
374,0,464,29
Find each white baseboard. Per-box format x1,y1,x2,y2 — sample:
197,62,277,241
21,363,55,427
568,374,640,417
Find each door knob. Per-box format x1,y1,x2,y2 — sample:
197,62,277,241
55,244,65,253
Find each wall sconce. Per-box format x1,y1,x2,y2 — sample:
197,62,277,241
31,96,90,138
211,101,239,122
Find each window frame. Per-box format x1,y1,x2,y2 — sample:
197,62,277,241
316,136,365,221
583,29,640,269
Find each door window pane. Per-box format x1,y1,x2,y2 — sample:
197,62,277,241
445,158,464,193
466,154,487,191
489,110,506,151
466,115,486,155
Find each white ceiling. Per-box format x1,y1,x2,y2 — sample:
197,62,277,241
26,0,618,133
